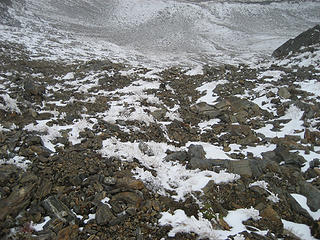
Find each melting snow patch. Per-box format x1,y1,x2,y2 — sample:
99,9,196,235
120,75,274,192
84,214,96,224
100,139,239,200
31,216,51,232
62,72,75,80
291,194,320,220
0,156,31,170
297,79,320,99
159,209,217,239
0,94,21,114
249,180,279,203
282,219,317,240
159,207,261,240
258,70,285,82
196,80,228,105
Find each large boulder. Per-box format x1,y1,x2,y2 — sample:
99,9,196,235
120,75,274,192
272,25,320,58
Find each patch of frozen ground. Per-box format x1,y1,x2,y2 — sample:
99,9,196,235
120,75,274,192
159,207,263,240
23,117,97,152
100,138,239,200
291,194,320,221
196,80,228,105
256,105,305,139
0,94,22,114
282,219,318,240
258,70,285,82
0,156,31,170
274,47,320,70
297,79,320,100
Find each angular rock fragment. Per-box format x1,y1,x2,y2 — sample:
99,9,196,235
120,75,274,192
96,204,117,226
299,182,320,212
0,183,35,220
42,196,76,223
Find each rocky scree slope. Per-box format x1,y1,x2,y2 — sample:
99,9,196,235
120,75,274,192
0,26,320,239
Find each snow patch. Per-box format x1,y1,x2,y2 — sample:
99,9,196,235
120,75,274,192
0,94,21,114
282,219,317,240
291,194,320,220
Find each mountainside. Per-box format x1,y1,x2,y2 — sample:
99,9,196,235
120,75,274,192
1,1,320,240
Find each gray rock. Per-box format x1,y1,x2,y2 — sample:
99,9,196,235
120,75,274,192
299,181,320,212
275,146,306,167
278,87,291,99
165,151,188,162
42,196,76,223
138,142,154,156
151,109,167,120
227,159,267,178
190,102,222,119
188,144,206,160
24,80,45,97
96,204,116,226
188,144,210,169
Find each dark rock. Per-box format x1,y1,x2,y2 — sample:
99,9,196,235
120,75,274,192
299,181,320,212
36,179,52,199
96,204,117,226
57,224,79,240
111,191,143,207
272,25,320,58
0,164,22,185
165,151,188,162
24,80,45,97
0,183,35,220
274,145,306,167
42,196,76,223
311,221,320,239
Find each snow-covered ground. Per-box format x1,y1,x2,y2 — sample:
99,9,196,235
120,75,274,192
1,0,320,239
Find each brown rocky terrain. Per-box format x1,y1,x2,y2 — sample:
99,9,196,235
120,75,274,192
0,26,320,240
